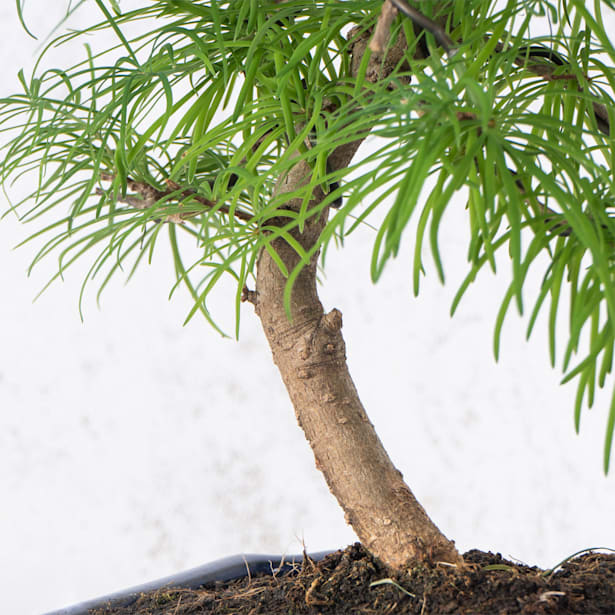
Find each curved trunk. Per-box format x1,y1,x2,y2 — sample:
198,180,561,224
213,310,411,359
250,163,460,568
248,22,462,570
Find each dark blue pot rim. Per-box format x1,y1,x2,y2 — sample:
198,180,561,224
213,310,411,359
43,550,334,615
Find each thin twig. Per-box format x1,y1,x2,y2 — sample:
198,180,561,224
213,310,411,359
495,43,611,135
172,595,182,615
379,3,611,136
388,0,458,56
452,111,571,236
370,1,398,54
98,172,254,222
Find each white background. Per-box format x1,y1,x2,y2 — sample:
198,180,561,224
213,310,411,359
1,3,614,614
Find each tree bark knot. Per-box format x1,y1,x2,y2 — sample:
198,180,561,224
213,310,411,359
287,311,346,379
274,317,321,351
322,308,343,333
240,286,257,306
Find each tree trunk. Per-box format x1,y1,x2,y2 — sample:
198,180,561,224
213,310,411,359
249,25,462,570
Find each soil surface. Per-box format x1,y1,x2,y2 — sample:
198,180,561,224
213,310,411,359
93,543,615,614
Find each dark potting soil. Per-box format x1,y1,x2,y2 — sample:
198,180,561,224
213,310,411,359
92,543,615,614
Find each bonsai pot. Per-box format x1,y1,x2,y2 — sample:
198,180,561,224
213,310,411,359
43,550,332,615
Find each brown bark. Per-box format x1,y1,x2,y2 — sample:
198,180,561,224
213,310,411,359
249,25,462,570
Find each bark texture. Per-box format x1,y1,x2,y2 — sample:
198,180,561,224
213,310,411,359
250,26,462,569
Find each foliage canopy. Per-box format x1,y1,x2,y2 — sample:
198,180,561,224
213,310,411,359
3,0,615,469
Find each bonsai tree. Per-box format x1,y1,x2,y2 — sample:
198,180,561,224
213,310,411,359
2,0,615,570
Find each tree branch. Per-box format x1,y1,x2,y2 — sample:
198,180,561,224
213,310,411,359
388,0,458,56
98,172,254,223
370,1,398,55
373,2,611,135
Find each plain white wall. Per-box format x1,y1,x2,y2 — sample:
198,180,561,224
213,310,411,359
1,3,614,614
